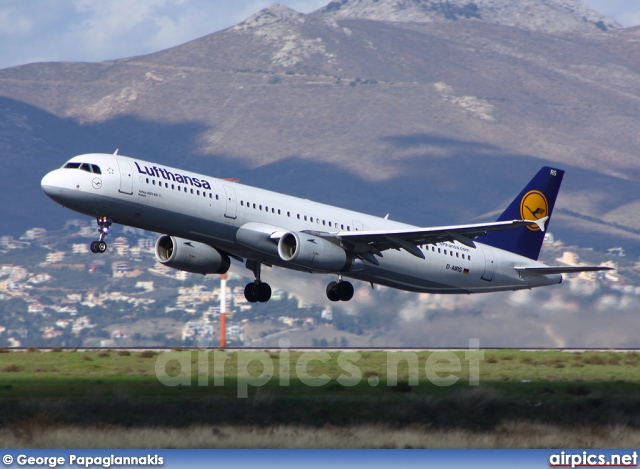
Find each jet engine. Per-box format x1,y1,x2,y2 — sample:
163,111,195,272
277,231,354,272
155,235,230,274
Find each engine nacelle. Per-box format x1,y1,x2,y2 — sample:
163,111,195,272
155,235,230,275
277,231,354,272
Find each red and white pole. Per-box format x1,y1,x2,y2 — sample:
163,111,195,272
220,273,226,349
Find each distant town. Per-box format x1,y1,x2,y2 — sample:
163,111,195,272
0,219,636,348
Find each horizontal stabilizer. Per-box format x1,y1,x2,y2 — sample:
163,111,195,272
515,266,614,275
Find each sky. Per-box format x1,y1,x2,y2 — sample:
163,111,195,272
0,0,639,71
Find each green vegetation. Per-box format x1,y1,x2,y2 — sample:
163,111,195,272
1,349,640,447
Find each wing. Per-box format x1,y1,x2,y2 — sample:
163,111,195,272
313,218,547,265
515,266,614,275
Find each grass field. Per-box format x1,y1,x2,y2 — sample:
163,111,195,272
1,348,640,448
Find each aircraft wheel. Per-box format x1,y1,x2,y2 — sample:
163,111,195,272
326,281,340,302
244,283,258,303
90,241,99,253
256,282,272,303
337,281,354,301
97,241,108,253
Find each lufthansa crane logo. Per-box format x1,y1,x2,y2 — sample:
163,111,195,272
520,190,548,231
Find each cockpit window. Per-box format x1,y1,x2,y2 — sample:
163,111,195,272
64,162,102,174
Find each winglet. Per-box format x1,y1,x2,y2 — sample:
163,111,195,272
113,149,119,155
532,216,548,232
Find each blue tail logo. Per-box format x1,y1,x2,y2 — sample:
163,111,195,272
520,190,548,231
483,167,564,260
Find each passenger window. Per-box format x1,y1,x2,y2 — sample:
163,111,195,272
438,248,441,253
91,164,101,174
297,214,300,219
171,184,175,190
304,216,308,221
152,180,156,185
190,189,193,194
456,252,459,258
310,217,313,223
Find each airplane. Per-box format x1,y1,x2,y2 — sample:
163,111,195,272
41,153,611,303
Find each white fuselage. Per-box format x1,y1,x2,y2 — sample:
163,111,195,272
41,154,561,294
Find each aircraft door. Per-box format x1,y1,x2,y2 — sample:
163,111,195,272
116,160,133,195
223,185,237,219
481,246,495,282
353,220,364,231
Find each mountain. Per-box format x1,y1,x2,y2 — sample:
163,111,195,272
320,0,620,33
0,0,639,255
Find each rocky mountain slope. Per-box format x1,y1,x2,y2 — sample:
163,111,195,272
0,0,638,254
319,0,620,33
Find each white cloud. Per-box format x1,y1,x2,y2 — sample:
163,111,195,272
0,7,34,35
0,0,326,69
583,0,640,27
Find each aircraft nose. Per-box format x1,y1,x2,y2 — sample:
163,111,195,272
41,170,64,200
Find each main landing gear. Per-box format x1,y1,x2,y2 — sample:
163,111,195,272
244,260,272,303
90,217,112,254
326,276,354,302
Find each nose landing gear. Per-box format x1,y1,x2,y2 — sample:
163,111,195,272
326,276,354,302
90,217,112,253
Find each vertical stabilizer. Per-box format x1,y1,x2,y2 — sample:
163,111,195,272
482,167,564,260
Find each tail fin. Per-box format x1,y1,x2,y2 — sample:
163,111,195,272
482,167,564,260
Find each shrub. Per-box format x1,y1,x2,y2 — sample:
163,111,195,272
567,384,591,396
2,364,23,372
584,355,605,365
